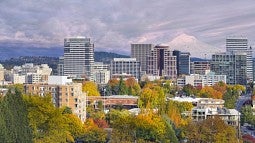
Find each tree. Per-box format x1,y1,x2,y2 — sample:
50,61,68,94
24,94,72,142
82,81,100,96
118,77,128,95
240,106,255,126
138,85,165,114
0,87,33,143
184,116,238,143
125,77,141,96
78,118,108,143
199,86,223,99
107,78,119,95
182,84,196,96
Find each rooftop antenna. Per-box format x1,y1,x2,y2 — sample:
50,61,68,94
204,54,207,60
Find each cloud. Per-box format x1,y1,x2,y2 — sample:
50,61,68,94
0,0,255,54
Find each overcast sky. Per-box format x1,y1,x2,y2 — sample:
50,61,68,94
0,0,255,54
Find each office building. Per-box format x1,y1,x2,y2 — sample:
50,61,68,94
63,37,94,80
226,37,253,82
173,50,190,76
190,61,210,75
131,44,154,73
211,52,247,85
110,58,141,80
147,44,177,79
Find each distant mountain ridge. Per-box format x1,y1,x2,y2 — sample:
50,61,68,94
0,51,129,74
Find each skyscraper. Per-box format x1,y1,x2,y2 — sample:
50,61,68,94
131,44,154,73
63,37,94,80
226,37,253,82
147,44,177,79
173,50,190,76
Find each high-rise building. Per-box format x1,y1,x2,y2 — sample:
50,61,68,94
190,61,211,75
131,44,154,73
63,37,94,80
211,52,247,85
173,50,190,76
226,37,253,82
147,45,177,79
110,58,141,80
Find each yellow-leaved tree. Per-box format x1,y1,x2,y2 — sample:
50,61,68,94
82,81,100,96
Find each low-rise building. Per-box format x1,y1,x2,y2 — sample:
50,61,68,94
24,82,86,122
177,70,226,87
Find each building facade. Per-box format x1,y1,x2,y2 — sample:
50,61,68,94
211,52,247,85
92,62,110,84
63,37,94,80
177,70,226,87
24,82,86,122
131,44,154,73
226,37,253,82
110,58,141,80
147,45,177,79
173,50,190,76
190,61,210,75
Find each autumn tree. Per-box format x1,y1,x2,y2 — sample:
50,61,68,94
78,118,108,143
107,78,119,95
165,100,193,128
138,85,165,114
199,86,223,99
125,77,141,96
184,116,238,143
82,81,100,96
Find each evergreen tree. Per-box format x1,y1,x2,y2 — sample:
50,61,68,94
118,77,128,95
0,87,32,143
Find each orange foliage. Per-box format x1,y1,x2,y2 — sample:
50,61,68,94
200,86,223,99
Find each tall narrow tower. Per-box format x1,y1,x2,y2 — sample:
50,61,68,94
63,37,94,80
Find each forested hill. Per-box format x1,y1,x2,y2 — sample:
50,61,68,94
0,52,129,74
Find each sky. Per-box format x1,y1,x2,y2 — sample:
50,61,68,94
0,0,255,54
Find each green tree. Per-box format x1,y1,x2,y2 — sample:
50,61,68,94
118,77,128,95
241,105,255,126
0,87,33,143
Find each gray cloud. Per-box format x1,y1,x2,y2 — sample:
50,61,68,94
0,0,255,54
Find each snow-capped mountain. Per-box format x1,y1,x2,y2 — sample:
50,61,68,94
166,34,224,59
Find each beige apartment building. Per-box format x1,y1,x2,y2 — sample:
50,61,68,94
24,83,86,122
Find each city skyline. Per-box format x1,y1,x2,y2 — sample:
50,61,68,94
0,0,255,55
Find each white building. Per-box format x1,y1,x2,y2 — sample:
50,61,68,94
110,58,141,80
48,76,72,85
11,63,52,84
92,62,110,84
63,37,94,81
177,70,226,87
